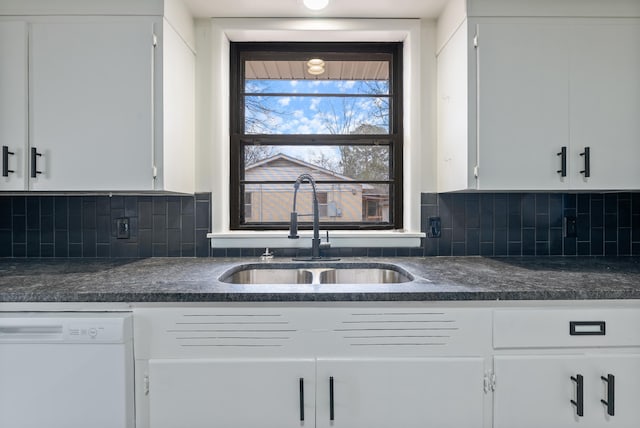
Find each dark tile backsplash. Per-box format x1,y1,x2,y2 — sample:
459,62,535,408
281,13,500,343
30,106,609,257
422,192,640,257
2,192,639,258
0,194,211,258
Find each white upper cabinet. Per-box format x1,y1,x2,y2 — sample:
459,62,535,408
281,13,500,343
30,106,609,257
0,11,195,193
29,19,155,191
0,21,28,191
437,15,640,192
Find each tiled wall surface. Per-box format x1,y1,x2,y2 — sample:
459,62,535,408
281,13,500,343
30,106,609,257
422,192,640,257
2,192,639,258
0,194,211,258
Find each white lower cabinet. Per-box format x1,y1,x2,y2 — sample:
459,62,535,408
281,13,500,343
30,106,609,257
494,354,640,428
316,357,485,428
148,358,315,428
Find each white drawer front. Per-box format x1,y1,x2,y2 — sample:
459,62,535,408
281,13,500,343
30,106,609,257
494,308,640,349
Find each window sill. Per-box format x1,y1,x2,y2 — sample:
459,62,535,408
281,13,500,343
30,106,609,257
207,230,425,249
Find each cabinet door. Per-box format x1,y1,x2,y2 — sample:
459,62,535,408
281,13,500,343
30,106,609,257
148,358,315,428
569,21,640,190
586,355,640,427
0,21,27,191
494,355,588,428
476,22,569,190
29,20,154,191
316,357,484,428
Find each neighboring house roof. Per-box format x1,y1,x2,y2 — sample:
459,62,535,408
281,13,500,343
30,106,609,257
245,153,356,182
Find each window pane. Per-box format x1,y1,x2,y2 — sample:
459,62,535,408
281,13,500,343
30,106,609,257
245,95,389,135
241,184,390,224
244,145,390,181
246,78,389,95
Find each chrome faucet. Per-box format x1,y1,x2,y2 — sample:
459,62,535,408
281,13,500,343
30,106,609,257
288,173,339,261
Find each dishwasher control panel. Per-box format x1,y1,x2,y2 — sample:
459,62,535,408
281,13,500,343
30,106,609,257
0,313,132,344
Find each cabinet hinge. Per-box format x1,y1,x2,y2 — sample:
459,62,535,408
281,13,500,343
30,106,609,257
473,165,479,178
483,372,496,393
473,33,478,48
152,165,158,179
152,33,158,47
144,375,150,396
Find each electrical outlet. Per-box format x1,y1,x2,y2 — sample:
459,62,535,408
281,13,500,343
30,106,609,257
564,216,577,238
428,216,441,238
116,217,130,239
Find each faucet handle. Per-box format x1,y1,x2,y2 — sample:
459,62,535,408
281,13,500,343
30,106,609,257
288,212,299,239
319,230,331,249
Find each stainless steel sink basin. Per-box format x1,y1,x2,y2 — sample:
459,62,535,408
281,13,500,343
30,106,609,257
220,263,413,285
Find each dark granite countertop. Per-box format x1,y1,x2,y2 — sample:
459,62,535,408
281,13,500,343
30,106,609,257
1,256,640,303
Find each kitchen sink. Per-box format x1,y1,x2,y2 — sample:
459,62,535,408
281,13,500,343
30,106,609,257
220,263,413,285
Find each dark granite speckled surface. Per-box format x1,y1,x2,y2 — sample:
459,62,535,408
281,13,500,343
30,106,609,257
0,257,639,303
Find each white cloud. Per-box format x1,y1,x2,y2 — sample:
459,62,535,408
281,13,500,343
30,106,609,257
278,97,291,106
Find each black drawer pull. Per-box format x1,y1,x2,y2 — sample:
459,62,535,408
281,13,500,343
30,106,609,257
2,146,15,177
329,376,335,421
299,378,304,421
580,147,590,177
571,374,584,417
30,147,42,178
601,374,615,416
557,146,567,177
570,321,605,336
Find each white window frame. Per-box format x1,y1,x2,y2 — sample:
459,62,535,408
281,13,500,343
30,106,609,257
203,18,425,248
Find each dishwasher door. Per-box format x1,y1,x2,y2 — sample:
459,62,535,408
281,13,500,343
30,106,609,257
0,313,134,428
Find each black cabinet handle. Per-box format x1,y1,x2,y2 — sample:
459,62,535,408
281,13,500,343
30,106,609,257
329,376,335,421
580,147,590,178
601,374,615,416
557,146,567,177
30,147,42,178
2,146,15,177
299,378,304,421
571,374,584,417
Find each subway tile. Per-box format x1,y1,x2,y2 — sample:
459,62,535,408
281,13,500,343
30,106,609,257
522,194,535,228
41,216,54,244
421,193,437,206
181,197,195,216
195,231,210,257
40,196,53,216
549,194,563,228
522,229,535,256
535,193,549,215
68,215,82,244
508,193,522,216
367,247,382,257
480,242,494,257
535,214,549,242
618,228,631,256
508,242,522,257
27,230,40,257
633,243,640,256
508,215,521,242
168,199,181,229
633,193,640,215
591,198,604,228
152,243,168,257
110,196,124,211
152,215,167,244
195,201,210,230
96,196,110,216
397,247,412,257
26,197,39,229
138,200,153,229
549,228,563,256
604,242,617,256
54,231,68,257
195,192,211,202
112,242,138,258
351,247,368,257
438,195,452,229
604,193,618,214
0,230,11,257
382,247,397,257
40,244,54,258
424,236,438,257
633,215,640,242
564,236,577,256
153,197,167,215
54,197,68,230
12,196,25,215
577,242,591,256
13,243,25,257
577,194,590,214
227,248,241,257
452,242,466,256
494,195,508,229
69,243,83,258
619,198,631,228
124,196,138,218
494,228,508,256
465,194,480,229
82,229,97,257
68,197,82,218
438,228,452,256
97,216,111,244
591,228,604,256
577,214,590,241
0,198,11,229
466,228,480,256
12,215,25,243
139,229,153,258
82,199,96,229
168,229,181,257
181,243,195,257
536,242,549,256
563,194,576,210
212,248,227,258
604,213,617,242
96,244,111,258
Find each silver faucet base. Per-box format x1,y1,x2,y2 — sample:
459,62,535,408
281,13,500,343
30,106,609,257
292,256,341,261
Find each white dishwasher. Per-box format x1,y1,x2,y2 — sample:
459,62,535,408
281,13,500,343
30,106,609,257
0,312,134,428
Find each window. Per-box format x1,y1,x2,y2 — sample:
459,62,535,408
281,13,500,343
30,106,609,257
230,42,403,231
